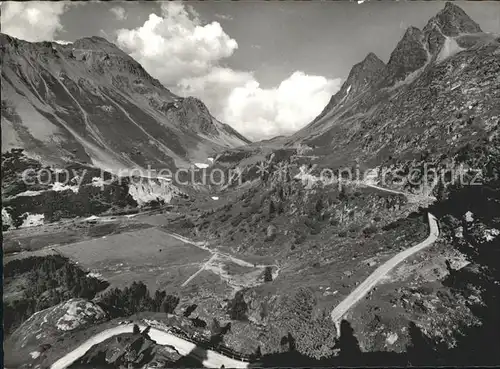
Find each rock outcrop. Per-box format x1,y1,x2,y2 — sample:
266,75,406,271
8,299,107,350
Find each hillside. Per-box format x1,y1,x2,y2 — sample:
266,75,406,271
1,34,250,172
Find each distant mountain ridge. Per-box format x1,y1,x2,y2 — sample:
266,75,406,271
1,34,250,172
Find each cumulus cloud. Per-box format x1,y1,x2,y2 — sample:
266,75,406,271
178,67,254,116
115,2,341,140
0,1,69,42
110,6,127,21
223,72,341,140
179,69,341,140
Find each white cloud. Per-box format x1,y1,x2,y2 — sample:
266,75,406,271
116,2,238,85
222,72,341,140
110,6,127,21
0,1,70,42
114,2,341,140
178,67,254,116
178,68,341,140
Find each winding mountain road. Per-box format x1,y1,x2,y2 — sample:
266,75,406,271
331,212,439,324
50,324,249,369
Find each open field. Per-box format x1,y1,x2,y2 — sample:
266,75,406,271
3,213,277,295
2,219,154,256
51,227,211,291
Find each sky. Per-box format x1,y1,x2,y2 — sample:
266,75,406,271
1,1,499,140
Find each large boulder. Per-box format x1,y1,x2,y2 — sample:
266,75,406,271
7,298,108,351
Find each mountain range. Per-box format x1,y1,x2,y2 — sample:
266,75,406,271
286,2,499,170
2,2,498,175
1,34,250,173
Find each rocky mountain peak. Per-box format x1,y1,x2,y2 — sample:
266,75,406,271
164,96,219,136
363,52,384,64
358,52,386,75
306,52,386,125
75,35,111,45
182,96,211,115
72,35,128,55
343,52,386,94
403,26,424,40
383,26,428,85
423,2,483,56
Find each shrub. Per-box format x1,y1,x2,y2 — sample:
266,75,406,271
265,225,277,241
268,200,276,219
293,233,306,244
348,224,359,233
263,267,273,282
228,290,248,320
190,317,207,328
305,218,322,235
210,318,221,336
231,215,243,227
162,295,180,314
180,218,195,228
382,218,405,231
362,225,378,237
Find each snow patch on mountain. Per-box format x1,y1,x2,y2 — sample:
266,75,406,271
15,190,45,197
84,215,100,222
195,163,209,169
52,182,80,193
20,213,45,228
87,271,104,279
437,36,464,62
